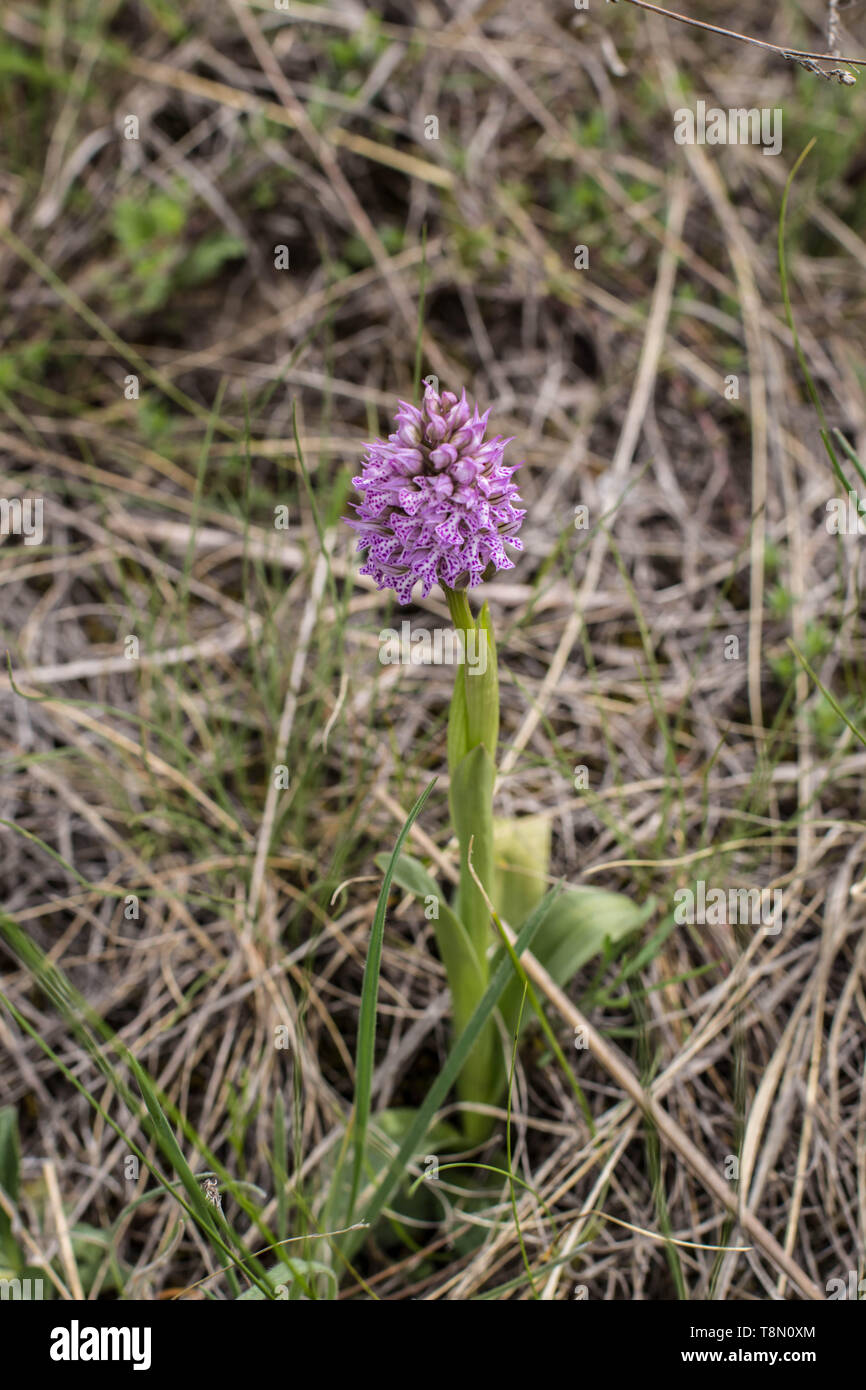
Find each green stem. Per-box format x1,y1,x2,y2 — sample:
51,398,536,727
443,587,498,760
442,585,501,1144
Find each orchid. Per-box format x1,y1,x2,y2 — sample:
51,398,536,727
349,386,649,1148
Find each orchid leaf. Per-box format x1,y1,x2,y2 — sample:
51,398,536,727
491,814,552,930
373,851,483,997
497,886,654,1035
449,743,496,961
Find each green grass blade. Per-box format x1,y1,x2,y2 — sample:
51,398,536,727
778,139,843,482
832,428,866,492
413,223,429,404
0,911,274,1297
347,776,438,1219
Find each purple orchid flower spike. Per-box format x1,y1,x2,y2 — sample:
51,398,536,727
345,383,526,604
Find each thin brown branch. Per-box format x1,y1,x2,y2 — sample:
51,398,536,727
615,0,865,71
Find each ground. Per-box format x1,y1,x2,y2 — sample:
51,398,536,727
0,0,864,1302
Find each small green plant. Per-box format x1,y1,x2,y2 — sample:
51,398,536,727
111,187,245,315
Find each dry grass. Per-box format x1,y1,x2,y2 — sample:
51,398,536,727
1,0,865,1301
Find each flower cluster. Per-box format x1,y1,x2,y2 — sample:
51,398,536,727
345,384,525,604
